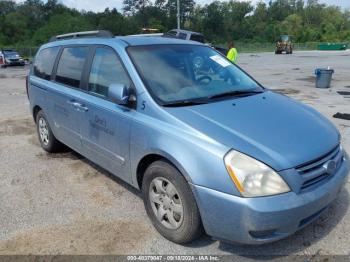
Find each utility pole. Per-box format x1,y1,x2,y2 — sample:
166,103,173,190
177,0,180,29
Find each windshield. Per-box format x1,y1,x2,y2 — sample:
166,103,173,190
280,35,290,42
3,50,20,56
128,45,262,105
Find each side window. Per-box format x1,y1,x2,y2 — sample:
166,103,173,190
190,34,205,43
33,47,60,80
165,30,177,38
55,47,89,88
88,47,131,98
178,33,187,40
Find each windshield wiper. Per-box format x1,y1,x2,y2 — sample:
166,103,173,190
162,90,263,107
207,90,263,100
162,99,209,107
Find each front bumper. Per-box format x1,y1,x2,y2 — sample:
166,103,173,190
191,154,349,244
5,60,25,66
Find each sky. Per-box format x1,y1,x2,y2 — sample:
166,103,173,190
13,0,350,12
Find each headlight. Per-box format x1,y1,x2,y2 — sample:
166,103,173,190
224,150,290,197
342,146,349,161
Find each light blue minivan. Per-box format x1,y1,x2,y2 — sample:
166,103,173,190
28,31,349,245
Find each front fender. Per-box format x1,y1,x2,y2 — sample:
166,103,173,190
129,111,240,196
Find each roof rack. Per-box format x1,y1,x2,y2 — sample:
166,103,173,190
127,33,164,37
49,30,114,42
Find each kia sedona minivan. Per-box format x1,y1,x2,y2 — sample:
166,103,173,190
28,31,349,245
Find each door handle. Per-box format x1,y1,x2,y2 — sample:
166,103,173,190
67,100,88,112
67,100,80,107
78,105,89,112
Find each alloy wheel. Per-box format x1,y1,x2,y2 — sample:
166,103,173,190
38,117,49,146
149,177,184,230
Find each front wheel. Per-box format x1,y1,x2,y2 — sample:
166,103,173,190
142,160,203,244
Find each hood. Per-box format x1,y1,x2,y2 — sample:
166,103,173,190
165,91,340,171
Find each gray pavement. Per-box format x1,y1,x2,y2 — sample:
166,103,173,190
0,50,349,257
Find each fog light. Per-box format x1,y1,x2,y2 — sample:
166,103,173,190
249,229,277,239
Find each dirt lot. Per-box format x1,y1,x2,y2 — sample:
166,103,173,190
0,50,349,257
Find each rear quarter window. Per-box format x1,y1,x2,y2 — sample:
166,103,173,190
55,47,89,88
33,47,60,80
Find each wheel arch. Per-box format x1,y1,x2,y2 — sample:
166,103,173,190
135,151,193,190
32,105,42,121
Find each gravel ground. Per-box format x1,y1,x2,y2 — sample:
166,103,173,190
0,50,349,257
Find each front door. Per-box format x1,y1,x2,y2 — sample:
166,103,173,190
79,47,134,181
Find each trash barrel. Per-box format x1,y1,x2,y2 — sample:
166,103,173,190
315,68,334,88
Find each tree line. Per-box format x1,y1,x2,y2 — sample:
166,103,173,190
0,0,349,47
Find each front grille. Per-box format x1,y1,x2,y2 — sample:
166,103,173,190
297,145,343,190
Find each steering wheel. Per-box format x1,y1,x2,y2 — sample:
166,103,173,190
196,75,212,85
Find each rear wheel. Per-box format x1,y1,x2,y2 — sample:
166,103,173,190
142,160,203,244
36,110,64,152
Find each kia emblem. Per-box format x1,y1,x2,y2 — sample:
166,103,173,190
323,160,336,175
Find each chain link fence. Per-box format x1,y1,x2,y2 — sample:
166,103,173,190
215,42,348,53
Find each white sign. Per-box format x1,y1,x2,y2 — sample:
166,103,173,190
210,55,231,67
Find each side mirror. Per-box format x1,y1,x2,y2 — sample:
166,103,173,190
108,83,129,105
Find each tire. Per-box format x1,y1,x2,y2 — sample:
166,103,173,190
36,110,64,153
142,160,203,244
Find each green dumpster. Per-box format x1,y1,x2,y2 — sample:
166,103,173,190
318,43,348,51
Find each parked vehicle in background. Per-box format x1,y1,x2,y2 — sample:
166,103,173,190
164,29,205,43
0,52,4,67
163,29,228,56
128,28,164,38
0,49,25,67
275,35,293,54
28,31,349,245
141,28,160,34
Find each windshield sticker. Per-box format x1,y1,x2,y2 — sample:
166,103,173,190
210,55,231,67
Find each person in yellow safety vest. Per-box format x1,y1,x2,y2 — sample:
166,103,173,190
227,41,238,63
